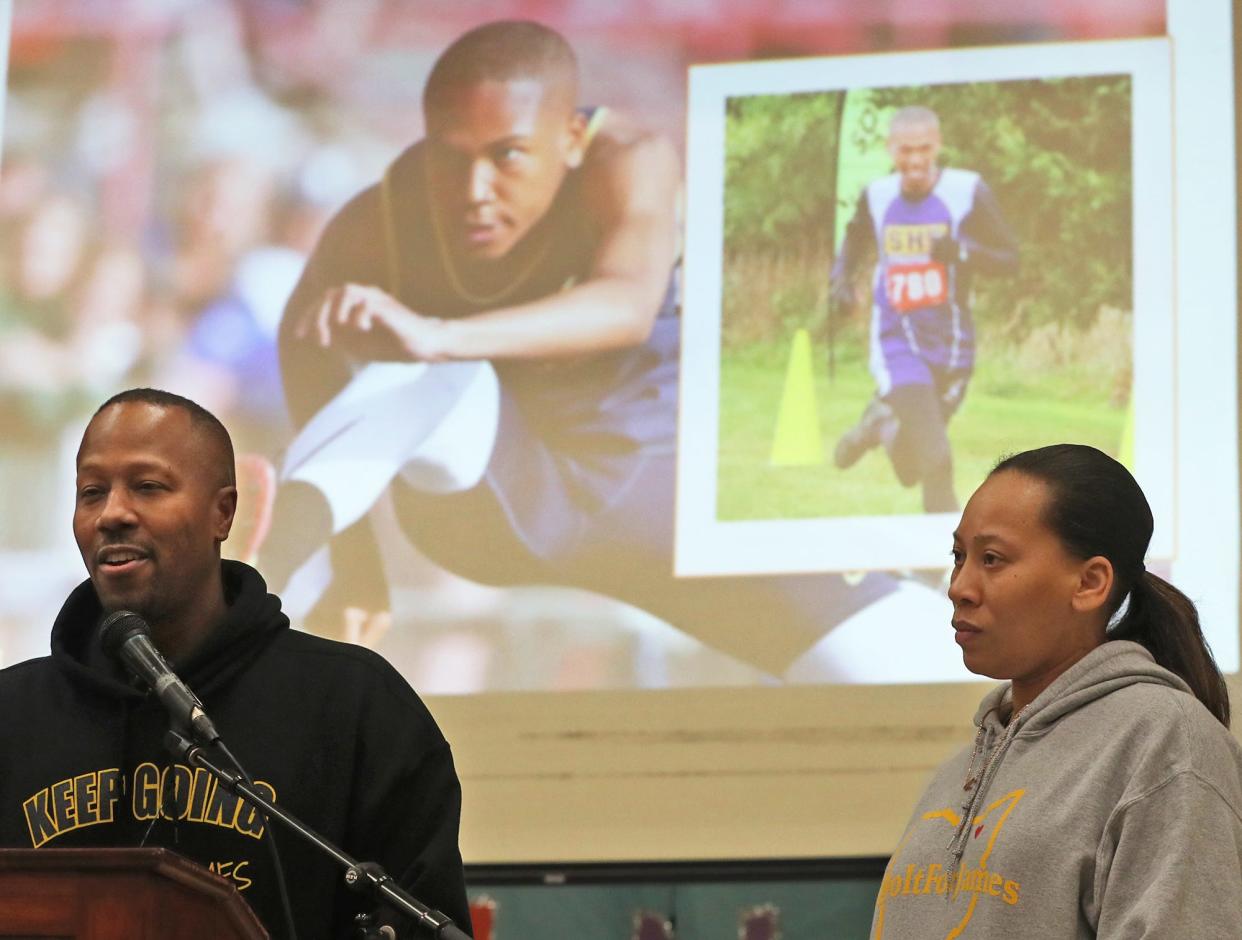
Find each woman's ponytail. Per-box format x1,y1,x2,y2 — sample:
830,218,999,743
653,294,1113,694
1111,572,1230,726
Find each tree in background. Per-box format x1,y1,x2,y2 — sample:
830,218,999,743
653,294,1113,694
721,91,844,346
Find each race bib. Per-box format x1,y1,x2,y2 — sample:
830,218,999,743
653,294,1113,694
886,262,948,313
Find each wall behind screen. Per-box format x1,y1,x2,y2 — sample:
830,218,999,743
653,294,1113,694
3,0,1238,866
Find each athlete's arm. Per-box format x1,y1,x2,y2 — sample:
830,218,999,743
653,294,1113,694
279,186,389,425
296,129,682,362
829,189,875,312
956,179,1018,276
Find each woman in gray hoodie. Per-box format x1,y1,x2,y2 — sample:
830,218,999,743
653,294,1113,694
873,443,1242,939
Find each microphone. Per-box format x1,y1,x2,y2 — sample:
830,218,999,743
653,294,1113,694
100,610,221,745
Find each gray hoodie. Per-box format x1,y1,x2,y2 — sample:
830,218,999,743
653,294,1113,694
871,640,1242,939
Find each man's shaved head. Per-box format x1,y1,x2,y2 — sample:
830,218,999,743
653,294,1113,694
86,388,235,489
423,20,579,117
888,106,941,139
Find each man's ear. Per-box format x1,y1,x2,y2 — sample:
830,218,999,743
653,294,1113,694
563,111,590,169
215,486,239,543
1071,555,1114,614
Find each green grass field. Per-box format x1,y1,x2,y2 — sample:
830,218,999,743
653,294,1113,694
716,338,1126,520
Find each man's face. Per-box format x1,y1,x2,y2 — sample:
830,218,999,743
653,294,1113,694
74,402,236,624
887,121,942,199
424,78,587,262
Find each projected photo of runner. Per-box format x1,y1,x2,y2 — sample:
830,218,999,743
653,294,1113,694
678,40,1175,578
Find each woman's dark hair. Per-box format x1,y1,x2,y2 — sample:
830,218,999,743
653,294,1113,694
992,443,1230,726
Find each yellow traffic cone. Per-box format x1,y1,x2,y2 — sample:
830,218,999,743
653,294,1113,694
769,328,824,466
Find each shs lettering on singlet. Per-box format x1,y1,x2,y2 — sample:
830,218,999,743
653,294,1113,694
866,168,984,386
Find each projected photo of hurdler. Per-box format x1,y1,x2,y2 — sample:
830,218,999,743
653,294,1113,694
677,39,1175,579
250,20,910,681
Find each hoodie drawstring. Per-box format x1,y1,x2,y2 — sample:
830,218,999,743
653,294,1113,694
946,704,1028,885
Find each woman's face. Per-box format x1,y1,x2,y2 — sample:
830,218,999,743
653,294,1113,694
948,470,1107,695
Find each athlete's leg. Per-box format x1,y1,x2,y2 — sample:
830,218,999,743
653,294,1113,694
837,332,955,510
259,360,501,591
391,428,900,677
265,357,901,675
833,396,898,470
835,328,927,475
884,382,957,512
542,452,899,676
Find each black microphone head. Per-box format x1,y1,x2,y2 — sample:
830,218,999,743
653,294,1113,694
99,610,151,658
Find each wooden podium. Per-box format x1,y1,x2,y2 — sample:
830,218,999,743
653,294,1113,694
0,848,268,938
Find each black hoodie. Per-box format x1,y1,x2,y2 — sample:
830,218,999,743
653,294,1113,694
0,561,471,939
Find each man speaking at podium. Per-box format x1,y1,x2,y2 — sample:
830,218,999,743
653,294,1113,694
0,388,472,939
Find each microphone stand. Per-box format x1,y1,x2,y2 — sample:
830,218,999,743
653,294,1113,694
165,730,470,940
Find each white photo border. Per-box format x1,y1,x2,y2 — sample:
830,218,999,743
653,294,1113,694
677,38,1176,577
